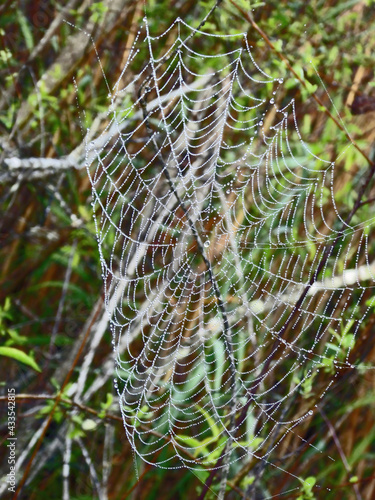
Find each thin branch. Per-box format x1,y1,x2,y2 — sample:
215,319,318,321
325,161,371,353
49,239,77,355
27,0,82,62
0,156,80,184
198,18,375,500
102,423,114,500
136,0,223,98
0,393,199,462
358,196,375,208
139,73,238,472
62,434,72,500
198,156,375,500
138,63,235,371
229,0,372,166
0,393,247,495
76,436,105,500
319,407,363,500
12,298,104,499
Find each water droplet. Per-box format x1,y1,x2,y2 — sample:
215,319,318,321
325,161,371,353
226,189,231,194
278,78,284,84
308,410,313,415
204,240,210,248
259,121,263,126
270,98,275,104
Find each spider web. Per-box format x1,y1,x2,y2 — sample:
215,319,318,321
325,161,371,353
85,16,375,481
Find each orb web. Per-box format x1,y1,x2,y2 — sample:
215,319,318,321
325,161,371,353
85,16,375,475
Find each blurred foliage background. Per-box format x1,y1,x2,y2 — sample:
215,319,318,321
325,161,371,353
1,0,375,499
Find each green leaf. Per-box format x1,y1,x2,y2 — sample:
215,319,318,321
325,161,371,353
192,469,209,483
6,329,28,345
341,334,355,350
342,319,355,337
17,10,34,50
305,80,318,94
240,475,255,488
0,346,41,372
100,392,114,411
303,476,316,489
50,377,60,390
234,437,263,449
176,363,205,401
349,430,375,467
82,419,97,431
3,297,11,312
211,339,225,390
293,64,305,80
175,435,209,457
273,40,283,52
196,405,220,438
89,2,109,23
206,437,226,461
68,426,85,439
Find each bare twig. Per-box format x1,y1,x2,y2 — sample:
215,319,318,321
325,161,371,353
198,8,375,496
358,196,375,208
76,436,105,500
0,393,197,461
62,435,72,500
319,407,363,500
28,0,81,62
12,298,104,499
139,66,238,484
198,155,375,500
0,393,247,495
102,423,114,500
228,0,372,165
49,239,77,355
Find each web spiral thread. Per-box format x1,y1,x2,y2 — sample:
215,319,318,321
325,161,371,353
86,17,375,473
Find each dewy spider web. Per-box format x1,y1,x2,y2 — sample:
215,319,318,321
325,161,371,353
85,16,375,478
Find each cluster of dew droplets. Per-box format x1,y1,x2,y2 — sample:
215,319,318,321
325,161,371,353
85,15,375,491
